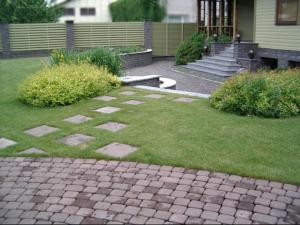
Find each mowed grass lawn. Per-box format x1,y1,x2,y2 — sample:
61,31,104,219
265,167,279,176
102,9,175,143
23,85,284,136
1,57,300,185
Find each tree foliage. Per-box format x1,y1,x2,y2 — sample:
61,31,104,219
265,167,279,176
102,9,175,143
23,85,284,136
0,0,63,23
109,0,166,22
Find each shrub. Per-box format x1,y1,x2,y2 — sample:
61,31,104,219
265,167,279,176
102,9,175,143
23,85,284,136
114,46,144,54
175,32,207,65
50,48,122,76
210,69,300,118
19,63,121,107
207,33,232,48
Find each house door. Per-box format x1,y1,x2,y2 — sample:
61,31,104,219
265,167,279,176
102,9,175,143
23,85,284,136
236,0,254,42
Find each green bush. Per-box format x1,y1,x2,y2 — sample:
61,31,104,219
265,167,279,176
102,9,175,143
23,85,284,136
50,48,122,76
175,32,207,65
19,63,121,107
210,69,300,118
114,46,144,54
207,33,232,48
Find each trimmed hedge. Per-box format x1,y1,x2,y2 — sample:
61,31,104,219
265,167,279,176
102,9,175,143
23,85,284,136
19,63,121,107
210,69,300,118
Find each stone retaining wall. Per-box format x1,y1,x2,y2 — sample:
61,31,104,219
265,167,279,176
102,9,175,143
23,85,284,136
121,50,153,69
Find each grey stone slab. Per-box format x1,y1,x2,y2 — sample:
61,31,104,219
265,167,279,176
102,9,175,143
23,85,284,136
18,148,48,155
24,125,60,137
174,97,197,103
144,94,164,99
0,138,17,149
95,122,128,133
119,91,136,96
58,134,95,146
94,96,117,102
94,106,121,114
123,100,145,105
96,142,138,158
63,115,93,124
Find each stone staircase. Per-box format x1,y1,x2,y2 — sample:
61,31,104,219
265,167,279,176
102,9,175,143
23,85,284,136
183,44,244,81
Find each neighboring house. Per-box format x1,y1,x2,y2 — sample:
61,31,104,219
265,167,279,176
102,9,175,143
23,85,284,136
50,0,117,23
189,0,300,73
162,0,198,23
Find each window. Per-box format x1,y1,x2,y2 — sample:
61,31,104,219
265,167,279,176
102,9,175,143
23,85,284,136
64,8,75,16
276,0,299,25
80,8,96,16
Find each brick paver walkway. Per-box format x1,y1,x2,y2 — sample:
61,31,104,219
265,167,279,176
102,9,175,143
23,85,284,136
0,158,299,224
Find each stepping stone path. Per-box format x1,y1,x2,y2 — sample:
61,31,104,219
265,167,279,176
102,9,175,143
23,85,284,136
58,134,95,146
0,157,299,225
95,122,127,133
119,91,136,96
63,115,93,124
174,97,197,103
0,138,17,149
145,94,164,99
94,96,117,102
24,125,60,137
96,142,138,158
123,100,145,105
18,148,48,155
94,106,121,114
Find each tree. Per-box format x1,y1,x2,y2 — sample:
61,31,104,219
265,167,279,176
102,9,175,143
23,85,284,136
109,0,166,22
0,0,63,23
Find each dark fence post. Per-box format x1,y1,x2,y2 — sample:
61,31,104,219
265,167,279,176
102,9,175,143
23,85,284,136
66,21,74,51
144,20,152,50
0,23,11,58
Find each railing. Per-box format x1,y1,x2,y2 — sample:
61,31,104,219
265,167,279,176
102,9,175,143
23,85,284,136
198,26,233,38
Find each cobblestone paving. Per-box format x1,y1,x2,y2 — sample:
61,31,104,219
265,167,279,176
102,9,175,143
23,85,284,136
126,60,221,94
0,158,299,224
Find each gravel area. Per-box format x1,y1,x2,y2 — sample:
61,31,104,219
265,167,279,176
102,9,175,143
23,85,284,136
125,59,221,94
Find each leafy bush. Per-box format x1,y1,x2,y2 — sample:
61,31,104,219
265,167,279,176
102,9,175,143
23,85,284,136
210,69,300,118
50,48,122,76
207,33,232,47
114,46,144,54
19,63,121,107
175,32,207,65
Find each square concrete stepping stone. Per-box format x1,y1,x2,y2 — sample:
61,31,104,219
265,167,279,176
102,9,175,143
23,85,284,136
96,142,138,158
58,134,95,146
174,97,197,103
24,125,60,137
123,100,144,105
0,138,17,149
94,96,117,102
94,106,121,114
95,122,127,133
145,94,164,99
63,115,93,124
119,91,136,96
18,148,48,155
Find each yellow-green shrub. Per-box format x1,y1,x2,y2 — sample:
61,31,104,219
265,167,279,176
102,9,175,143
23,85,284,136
210,69,300,118
19,63,121,107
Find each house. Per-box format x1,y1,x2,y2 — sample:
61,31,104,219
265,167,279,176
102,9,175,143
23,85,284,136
185,0,300,77
51,0,198,24
50,0,117,23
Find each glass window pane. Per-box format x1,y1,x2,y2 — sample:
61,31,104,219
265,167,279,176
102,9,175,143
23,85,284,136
277,0,298,24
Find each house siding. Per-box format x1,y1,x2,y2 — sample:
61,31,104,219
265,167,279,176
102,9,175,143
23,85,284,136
254,0,300,51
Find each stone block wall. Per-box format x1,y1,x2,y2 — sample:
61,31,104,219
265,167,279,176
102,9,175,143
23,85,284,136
121,50,153,69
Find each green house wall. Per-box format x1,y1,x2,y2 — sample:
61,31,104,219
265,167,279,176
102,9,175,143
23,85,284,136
254,0,300,51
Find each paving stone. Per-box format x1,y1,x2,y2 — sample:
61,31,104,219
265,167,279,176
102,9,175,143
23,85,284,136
123,100,145,105
185,207,202,217
19,218,36,224
252,213,278,224
58,134,95,146
235,210,252,219
204,203,221,212
65,215,84,224
62,206,79,215
20,210,38,219
2,218,21,224
18,148,48,155
96,142,138,158
72,199,96,208
119,91,136,96
95,122,127,133
123,206,140,215
220,206,236,216
47,204,64,212
63,115,93,124
94,106,121,114
94,96,117,101
50,213,69,223
174,97,197,103
218,214,235,224
254,205,270,214
139,208,156,217
270,208,287,218
234,218,252,224
5,209,23,218
146,218,164,224
24,125,60,137
0,138,17,149
201,211,218,220
154,210,171,220
145,94,164,99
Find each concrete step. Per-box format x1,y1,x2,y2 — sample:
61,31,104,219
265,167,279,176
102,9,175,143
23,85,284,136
177,66,228,82
194,60,242,70
184,64,233,77
219,52,234,58
203,56,237,64
188,63,239,74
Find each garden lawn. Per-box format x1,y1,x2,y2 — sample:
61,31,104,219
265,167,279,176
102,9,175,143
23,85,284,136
1,57,300,185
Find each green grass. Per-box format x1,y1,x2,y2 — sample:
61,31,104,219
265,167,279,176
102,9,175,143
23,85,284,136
1,57,300,185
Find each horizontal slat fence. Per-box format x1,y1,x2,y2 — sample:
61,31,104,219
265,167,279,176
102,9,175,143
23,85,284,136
74,22,144,48
9,23,66,51
0,35,2,52
152,23,197,56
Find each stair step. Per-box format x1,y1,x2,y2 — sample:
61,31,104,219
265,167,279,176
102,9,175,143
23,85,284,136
189,63,239,73
185,64,233,77
203,56,237,64
194,60,242,70
198,58,240,67
219,52,234,58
